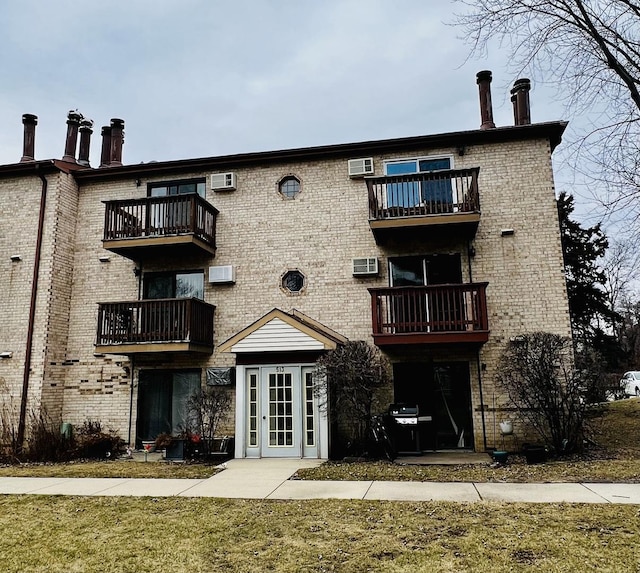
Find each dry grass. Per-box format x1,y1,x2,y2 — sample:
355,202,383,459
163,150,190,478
0,460,218,479
0,496,638,573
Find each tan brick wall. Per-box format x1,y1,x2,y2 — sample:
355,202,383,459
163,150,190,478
0,132,571,452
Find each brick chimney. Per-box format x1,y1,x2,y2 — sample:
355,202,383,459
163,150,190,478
511,78,531,126
100,126,112,167
476,70,496,130
109,118,125,167
62,111,83,163
77,119,94,167
20,114,38,162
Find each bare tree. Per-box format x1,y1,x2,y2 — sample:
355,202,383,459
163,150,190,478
453,1,640,228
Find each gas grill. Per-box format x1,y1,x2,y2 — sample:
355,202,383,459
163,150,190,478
389,404,419,425
387,404,433,454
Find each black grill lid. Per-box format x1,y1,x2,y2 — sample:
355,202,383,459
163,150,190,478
388,403,419,416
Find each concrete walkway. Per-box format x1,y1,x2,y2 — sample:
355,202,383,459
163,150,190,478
1,458,639,504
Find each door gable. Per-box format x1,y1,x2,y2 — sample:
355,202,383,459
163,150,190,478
218,308,348,354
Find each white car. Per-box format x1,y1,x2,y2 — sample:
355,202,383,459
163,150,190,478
621,371,640,397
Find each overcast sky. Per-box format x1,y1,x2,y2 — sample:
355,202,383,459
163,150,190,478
0,1,570,161
4,1,605,219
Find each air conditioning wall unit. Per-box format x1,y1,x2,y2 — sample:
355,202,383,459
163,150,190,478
209,265,236,284
211,172,237,191
352,257,379,276
348,158,374,178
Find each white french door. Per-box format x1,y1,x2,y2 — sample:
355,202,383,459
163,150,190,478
244,365,319,458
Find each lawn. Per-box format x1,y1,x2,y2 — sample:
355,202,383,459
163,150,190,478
0,496,638,573
1,400,639,572
0,460,217,479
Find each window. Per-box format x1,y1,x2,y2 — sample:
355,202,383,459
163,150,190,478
278,176,301,199
282,270,305,293
149,179,206,198
384,157,452,208
136,370,201,445
144,271,204,300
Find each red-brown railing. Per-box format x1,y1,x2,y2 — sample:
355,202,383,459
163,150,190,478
96,298,215,347
366,168,480,220
103,193,219,247
369,283,488,336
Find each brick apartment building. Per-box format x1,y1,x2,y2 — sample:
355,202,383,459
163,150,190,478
0,72,571,459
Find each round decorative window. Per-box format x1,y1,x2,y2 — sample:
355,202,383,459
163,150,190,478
278,175,301,199
282,270,305,293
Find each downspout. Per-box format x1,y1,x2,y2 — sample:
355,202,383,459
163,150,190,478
128,263,143,446
17,171,48,451
476,355,488,452
128,356,135,447
468,239,488,451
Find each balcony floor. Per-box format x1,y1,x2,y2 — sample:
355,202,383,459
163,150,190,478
95,341,213,355
372,330,489,347
103,234,216,260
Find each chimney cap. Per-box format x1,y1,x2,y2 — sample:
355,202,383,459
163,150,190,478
110,118,125,128
67,110,84,122
22,113,38,124
511,78,531,94
79,118,94,129
476,70,493,83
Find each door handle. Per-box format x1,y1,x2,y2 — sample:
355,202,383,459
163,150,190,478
262,416,266,420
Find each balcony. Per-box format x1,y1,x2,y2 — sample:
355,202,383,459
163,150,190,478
95,298,215,355
102,193,219,260
366,168,480,243
368,283,489,346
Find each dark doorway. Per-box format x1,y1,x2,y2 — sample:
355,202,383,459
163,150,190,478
393,361,473,450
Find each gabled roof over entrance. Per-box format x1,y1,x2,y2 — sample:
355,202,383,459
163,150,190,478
217,309,348,354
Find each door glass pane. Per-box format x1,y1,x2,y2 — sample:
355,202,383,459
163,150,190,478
268,372,294,447
150,186,168,197
385,161,419,207
418,158,452,205
145,275,174,299
176,273,204,299
390,257,426,286
172,371,201,435
248,373,258,447
304,372,315,447
136,370,199,445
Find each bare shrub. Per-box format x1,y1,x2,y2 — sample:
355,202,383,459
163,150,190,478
0,400,20,463
186,386,232,455
74,419,124,460
313,341,391,458
24,409,70,463
496,332,600,454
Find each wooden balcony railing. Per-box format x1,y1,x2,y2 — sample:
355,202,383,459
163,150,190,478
103,193,218,248
368,283,489,345
366,168,480,221
96,298,215,352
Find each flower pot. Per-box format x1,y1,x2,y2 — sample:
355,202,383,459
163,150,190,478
165,439,186,461
492,450,509,464
523,445,547,464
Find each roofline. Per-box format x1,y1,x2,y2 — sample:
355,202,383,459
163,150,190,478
0,159,85,177
73,121,568,183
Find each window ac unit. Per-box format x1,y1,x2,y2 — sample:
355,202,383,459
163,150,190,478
211,172,237,191
348,158,374,178
209,265,235,284
352,257,379,276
